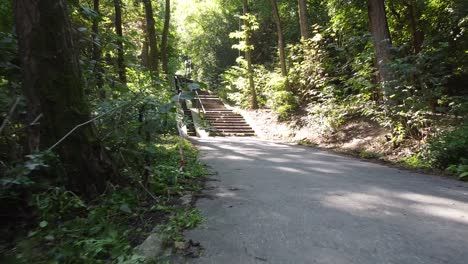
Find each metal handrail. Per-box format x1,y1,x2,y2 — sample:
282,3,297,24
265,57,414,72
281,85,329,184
195,90,206,114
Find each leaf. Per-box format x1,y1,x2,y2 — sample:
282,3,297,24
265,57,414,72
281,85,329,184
39,221,48,228
119,204,132,214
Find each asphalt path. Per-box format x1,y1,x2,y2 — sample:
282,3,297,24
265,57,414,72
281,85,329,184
185,137,468,264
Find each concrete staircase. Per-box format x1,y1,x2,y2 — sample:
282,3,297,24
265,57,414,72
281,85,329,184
197,91,255,137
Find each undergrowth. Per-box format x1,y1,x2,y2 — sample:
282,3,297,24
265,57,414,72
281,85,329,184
1,136,207,263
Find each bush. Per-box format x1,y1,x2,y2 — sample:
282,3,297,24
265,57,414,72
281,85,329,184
271,91,297,119
424,124,468,169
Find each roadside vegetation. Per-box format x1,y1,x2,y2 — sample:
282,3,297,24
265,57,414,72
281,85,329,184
1,0,206,262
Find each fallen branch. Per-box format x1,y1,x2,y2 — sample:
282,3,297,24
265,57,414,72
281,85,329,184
138,181,159,201
47,96,143,151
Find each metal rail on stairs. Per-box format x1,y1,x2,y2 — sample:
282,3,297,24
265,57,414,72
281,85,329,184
195,90,206,115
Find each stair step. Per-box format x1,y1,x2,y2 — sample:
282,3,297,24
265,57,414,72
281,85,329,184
210,122,248,125
206,118,245,123
210,128,255,133
211,125,251,128
205,116,242,118
205,112,234,114
209,127,254,132
209,132,255,137
204,111,238,114
209,120,248,122
205,116,244,118
205,116,244,121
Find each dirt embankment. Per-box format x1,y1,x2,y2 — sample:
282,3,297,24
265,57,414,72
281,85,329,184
233,108,420,163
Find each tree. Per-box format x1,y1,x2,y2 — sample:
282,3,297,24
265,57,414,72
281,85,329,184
367,0,393,98
405,0,424,54
242,0,258,109
298,0,310,39
14,0,117,197
143,0,159,75
161,0,171,74
270,0,288,86
113,0,126,83
92,0,105,98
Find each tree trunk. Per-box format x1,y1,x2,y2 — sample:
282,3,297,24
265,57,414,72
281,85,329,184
161,0,171,74
143,0,159,75
270,0,288,90
15,0,117,197
92,0,105,99
406,1,424,54
368,0,393,98
141,19,150,67
113,0,126,83
298,0,310,39
243,0,258,109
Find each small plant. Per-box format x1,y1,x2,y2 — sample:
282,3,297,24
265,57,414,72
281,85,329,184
297,138,316,146
160,209,203,247
447,163,468,181
399,153,430,169
359,150,380,159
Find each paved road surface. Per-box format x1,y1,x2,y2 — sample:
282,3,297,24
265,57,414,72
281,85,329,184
185,137,468,264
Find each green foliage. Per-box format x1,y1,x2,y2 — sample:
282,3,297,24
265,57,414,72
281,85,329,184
173,0,239,84
270,90,297,120
359,150,381,159
423,124,468,169
219,60,294,114
447,164,468,181
5,136,206,263
160,208,203,246
229,13,259,52
399,153,430,169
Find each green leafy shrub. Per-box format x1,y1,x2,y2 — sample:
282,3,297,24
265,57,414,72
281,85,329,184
269,90,297,120
448,164,468,181
424,124,468,169
399,153,430,169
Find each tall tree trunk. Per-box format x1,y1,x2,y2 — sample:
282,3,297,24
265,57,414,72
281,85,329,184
161,0,171,74
270,0,288,90
368,0,393,98
141,19,150,67
92,0,105,98
14,1,41,153
15,0,117,197
298,0,310,39
113,0,126,83
243,0,258,109
406,1,424,54
143,0,159,75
